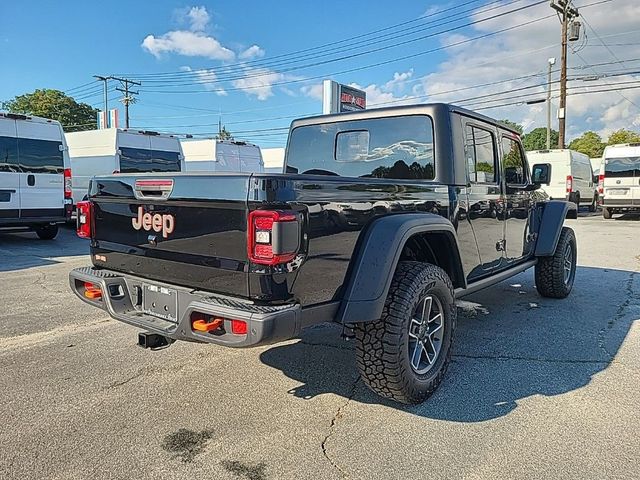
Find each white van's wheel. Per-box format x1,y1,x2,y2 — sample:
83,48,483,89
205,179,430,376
588,194,597,213
602,207,612,219
35,224,59,240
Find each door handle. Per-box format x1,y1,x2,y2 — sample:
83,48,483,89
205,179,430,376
27,174,35,186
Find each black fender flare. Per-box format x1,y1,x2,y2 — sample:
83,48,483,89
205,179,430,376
534,200,577,257
336,213,465,324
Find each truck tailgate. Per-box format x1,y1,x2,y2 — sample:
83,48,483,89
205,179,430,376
89,174,251,296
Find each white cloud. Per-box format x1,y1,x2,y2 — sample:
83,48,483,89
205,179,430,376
186,6,210,31
179,66,227,96
300,83,324,101
239,45,265,60
408,0,640,140
142,30,235,60
232,67,299,101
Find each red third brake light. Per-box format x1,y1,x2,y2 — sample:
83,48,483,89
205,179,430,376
76,200,92,238
248,210,299,265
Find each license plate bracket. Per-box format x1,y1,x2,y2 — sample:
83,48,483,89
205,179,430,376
143,284,178,322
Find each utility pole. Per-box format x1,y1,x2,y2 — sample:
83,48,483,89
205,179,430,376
546,57,556,149
93,75,110,115
550,0,579,148
112,76,141,128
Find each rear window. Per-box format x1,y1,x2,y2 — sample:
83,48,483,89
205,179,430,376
119,147,181,173
286,115,435,179
604,157,640,177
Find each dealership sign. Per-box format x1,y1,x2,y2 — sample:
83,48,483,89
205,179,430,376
323,80,367,114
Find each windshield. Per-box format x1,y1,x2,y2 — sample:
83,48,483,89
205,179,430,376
286,115,435,179
604,156,640,177
119,147,181,173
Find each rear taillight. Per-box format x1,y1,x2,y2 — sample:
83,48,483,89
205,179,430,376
76,200,92,238
598,174,605,194
64,168,72,199
248,210,300,265
566,175,573,194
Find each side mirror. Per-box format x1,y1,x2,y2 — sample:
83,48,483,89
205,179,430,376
531,163,551,185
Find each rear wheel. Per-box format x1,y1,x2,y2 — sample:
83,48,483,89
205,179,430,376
589,194,597,212
35,224,59,240
354,262,456,404
535,227,576,299
603,207,612,219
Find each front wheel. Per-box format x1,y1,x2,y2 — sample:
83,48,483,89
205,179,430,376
535,227,576,298
35,224,59,240
354,262,456,404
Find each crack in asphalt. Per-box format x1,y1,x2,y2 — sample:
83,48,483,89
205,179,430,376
452,353,612,365
321,376,359,480
298,340,352,351
598,269,637,360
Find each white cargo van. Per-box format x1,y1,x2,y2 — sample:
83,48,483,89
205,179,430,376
180,139,263,173
66,129,184,206
600,143,640,219
0,112,70,239
262,147,285,173
527,149,597,211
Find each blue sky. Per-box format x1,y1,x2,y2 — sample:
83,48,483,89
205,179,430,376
1,1,639,146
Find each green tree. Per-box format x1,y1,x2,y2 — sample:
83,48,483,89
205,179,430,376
607,128,640,145
522,127,559,151
499,119,523,134
216,125,233,140
2,89,98,132
568,131,605,158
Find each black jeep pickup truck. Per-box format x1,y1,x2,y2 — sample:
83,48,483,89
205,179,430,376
70,103,577,404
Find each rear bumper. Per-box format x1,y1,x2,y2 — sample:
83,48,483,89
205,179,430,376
69,266,307,347
601,199,639,209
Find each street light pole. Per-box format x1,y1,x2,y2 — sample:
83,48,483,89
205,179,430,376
547,57,556,150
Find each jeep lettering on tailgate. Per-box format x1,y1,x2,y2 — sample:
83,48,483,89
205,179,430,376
132,206,175,238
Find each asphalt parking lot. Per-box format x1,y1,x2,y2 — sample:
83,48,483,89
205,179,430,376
1,214,638,480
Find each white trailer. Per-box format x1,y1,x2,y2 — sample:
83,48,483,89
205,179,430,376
0,112,70,238
66,129,184,205
261,147,285,173
180,139,263,173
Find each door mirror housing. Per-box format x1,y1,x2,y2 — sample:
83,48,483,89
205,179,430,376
531,163,551,185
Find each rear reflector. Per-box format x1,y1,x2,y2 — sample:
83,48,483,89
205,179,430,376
598,173,605,194
231,319,248,335
566,175,573,194
76,201,92,238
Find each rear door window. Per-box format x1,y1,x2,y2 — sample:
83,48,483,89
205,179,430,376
604,157,640,177
17,138,64,174
464,125,497,183
286,115,435,179
119,147,181,173
0,136,19,173
501,137,527,185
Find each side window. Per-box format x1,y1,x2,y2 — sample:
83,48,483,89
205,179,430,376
464,125,497,183
502,137,527,185
17,138,64,174
0,136,19,173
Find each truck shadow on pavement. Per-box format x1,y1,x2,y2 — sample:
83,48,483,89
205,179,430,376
0,225,89,272
260,265,638,422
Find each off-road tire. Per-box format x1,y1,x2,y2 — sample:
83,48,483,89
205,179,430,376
535,227,576,299
35,224,59,240
588,194,597,213
354,261,456,404
602,207,612,219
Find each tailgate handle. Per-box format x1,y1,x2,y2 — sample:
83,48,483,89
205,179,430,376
134,179,174,201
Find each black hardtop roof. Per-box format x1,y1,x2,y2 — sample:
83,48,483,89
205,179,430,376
289,102,522,136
